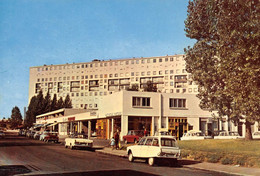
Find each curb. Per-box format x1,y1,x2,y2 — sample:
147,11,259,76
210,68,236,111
95,149,260,176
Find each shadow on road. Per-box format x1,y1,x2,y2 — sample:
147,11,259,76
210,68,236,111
178,159,201,166
0,165,31,176
27,170,160,176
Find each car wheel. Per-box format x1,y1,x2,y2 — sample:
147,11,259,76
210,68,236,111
124,139,128,144
128,152,134,162
148,157,155,166
70,144,74,150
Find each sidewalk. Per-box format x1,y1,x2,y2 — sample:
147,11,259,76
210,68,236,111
96,147,260,176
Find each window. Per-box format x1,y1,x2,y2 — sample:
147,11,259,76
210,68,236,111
161,138,176,147
138,138,146,145
132,97,151,107
169,98,186,108
145,138,153,145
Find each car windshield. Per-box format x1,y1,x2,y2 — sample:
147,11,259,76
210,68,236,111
138,137,146,145
161,138,177,147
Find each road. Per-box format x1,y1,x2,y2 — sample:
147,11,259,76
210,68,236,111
0,132,234,176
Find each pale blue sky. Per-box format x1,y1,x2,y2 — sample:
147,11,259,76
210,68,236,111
0,0,194,119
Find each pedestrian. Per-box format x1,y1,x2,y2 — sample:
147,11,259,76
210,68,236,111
144,128,147,136
110,137,115,150
81,129,85,134
114,130,119,150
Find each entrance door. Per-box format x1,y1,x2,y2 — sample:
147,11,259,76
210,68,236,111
179,124,184,140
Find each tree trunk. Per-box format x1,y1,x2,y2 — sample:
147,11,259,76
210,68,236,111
245,120,253,140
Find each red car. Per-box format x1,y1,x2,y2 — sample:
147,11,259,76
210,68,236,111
43,132,59,143
123,130,144,144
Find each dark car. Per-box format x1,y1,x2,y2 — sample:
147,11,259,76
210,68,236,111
123,130,144,144
43,132,59,143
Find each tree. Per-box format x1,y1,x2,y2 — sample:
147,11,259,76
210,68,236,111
127,84,139,91
25,96,38,128
63,94,72,108
43,91,52,113
10,106,23,129
184,0,260,140
144,81,157,92
50,94,58,111
57,97,64,109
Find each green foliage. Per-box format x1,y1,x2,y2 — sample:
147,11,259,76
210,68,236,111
143,81,157,92
10,106,23,129
184,0,260,140
43,91,52,113
50,94,58,111
24,90,72,128
179,140,260,167
127,84,139,91
64,94,72,108
221,156,234,165
57,97,64,109
207,153,222,163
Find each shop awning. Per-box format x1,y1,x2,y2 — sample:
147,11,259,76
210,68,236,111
33,124,44,129
47,122,59,127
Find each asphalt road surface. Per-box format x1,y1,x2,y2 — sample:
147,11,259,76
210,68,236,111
0,132,234,176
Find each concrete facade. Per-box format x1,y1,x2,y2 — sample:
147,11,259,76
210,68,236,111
29,55,198,110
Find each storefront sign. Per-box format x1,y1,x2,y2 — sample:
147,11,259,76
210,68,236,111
68,117,75,121
90,112,96,116
105,112,122,117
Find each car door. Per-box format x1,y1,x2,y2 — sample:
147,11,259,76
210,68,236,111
141,137,153,158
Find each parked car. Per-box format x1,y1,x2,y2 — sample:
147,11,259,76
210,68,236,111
123,130,144,144
127,135,181,166
180,130,205,140
43,132,59,143
252,131,260,140
0,130,5,138
214,131,243,139
33,131,42,140
65,136,93,149
29,131,36,138
39,131,50,141
154,128,172,136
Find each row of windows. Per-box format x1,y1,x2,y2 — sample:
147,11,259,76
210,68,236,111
37,70,187,82
132,97,187,108
37,56,184,72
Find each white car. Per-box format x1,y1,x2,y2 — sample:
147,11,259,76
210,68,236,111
180,130,205,140
39,131,49,141
65,137,93,149
252,131,260,140
127,135,181,166
214,131,243,139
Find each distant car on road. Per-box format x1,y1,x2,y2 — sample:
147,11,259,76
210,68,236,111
43,132,59,143
33,131,42,140
123,130,144,144
252,131,260,140
65,136,93,150
0,130,5,138
127,135,181,166
39,131,49,141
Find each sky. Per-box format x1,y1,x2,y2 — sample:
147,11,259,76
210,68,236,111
0,0,194,119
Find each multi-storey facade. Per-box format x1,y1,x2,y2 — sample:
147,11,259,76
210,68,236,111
31,54,260,139
29,55,198,109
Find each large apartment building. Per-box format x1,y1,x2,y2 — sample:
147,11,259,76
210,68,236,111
30,54,259,139
29,54,198,109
